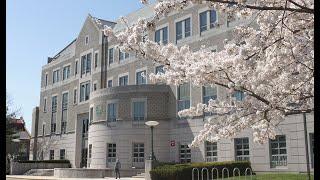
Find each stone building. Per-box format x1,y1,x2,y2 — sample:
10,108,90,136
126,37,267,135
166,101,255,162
30,3,314,173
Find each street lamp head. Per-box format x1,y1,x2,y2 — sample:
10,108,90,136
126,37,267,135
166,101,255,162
12,139,21,143
145,121,159,127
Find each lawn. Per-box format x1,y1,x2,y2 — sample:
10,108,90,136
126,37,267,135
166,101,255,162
223,173,314,180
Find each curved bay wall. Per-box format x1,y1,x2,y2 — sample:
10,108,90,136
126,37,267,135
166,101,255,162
88,85,173,169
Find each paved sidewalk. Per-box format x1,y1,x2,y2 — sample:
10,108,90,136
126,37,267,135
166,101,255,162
6,175,145,180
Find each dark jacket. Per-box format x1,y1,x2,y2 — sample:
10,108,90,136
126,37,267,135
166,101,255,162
114,161,121,170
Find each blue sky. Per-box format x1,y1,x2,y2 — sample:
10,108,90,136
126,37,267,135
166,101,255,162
6,0,149,132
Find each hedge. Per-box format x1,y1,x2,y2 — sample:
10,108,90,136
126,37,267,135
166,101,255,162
15,159,71,164
150,161,252,180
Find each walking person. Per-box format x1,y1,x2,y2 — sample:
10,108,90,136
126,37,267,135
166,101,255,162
114,159,121,179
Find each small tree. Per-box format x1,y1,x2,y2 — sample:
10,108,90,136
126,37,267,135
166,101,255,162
30,137,58,160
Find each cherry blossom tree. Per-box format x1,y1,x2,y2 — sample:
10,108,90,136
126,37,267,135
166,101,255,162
101,0,314,147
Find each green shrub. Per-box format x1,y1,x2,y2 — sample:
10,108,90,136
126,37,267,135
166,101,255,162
16,159,71,165
150,161,252,180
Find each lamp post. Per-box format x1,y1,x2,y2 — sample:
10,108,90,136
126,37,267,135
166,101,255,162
145,121,159,161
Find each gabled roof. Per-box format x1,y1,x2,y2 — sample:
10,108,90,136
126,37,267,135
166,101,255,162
113,4,155,32
89,13,116,30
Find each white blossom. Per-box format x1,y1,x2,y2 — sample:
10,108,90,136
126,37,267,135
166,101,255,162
104,0,314,147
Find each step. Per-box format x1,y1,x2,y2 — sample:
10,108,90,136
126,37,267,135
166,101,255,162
23,169,54,176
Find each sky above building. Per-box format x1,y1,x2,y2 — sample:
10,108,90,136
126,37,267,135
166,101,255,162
6,0,152,132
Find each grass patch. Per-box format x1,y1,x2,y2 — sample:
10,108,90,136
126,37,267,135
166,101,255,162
223,173,314,180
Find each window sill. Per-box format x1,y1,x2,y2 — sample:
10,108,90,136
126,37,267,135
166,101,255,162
270,166,288,170
176,36,193,45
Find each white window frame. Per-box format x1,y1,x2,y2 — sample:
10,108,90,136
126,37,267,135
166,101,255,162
135,67,148,85
62,63,71,80
132,143,145,163
75,59,79,75
155,23,169,45
174,14,192,43
179,143,191,163
234,137,250,161
198,7,219,36
118,72,129,86
73,87,78,105
107,143,117,163
80,49,94,77
85,35,89,45
131,98,147,121
43,97,47,113
52,68,60,84
270,135,287,168
107,77,113,88
205,141,218,162
44,72,48,87
176,82,191,118
108,46,115,65
93,80,98,91
106,99,119,122
89,104,94,123
94,50,99,69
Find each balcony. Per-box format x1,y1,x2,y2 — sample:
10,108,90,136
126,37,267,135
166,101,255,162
91,84,170,99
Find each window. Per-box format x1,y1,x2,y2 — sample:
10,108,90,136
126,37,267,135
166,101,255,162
119,75,128,86
136,70,146,85
177,83,190,112
82,119,89,138
81,53,92,75
203,86,217,116
200,11,207,33
210,10,217,28
180,144,191,163
107,103,117,122
108,48,114,64
119,50,129,62
60,149,65,160
107,80,113,88
62,93,68,110
93,83,97,91
61,93,68,134
310,133,314,168
176,18,191,42
200,10,217,33
51,96,58,112
89,107,94,123
53,70,60,84
42,124,45,137
232,91,245,101
75,61,78,75
133,101,145,121
155,65,164,74
74,89,77,104
107,143,116,162
63,65,70,80
88,144,92,159
205,141,217,162
235,137,250,161
133,143,144,162
270,135,287,168
43,98,47,112
94,52,98,68
45,74,48,86
50,150,54,160
80,81,90,102
155,26,168,45
203,86,217,104
85,36,89,45
51,96,57,134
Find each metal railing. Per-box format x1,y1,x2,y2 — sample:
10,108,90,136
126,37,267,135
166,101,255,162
191,167,254,180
